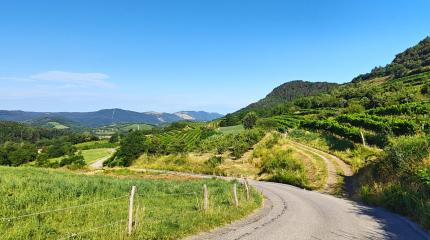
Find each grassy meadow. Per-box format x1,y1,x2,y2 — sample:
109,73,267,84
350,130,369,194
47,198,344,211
218,125,244,134
74,140,117,150
0,167,262,240
81,148,115,164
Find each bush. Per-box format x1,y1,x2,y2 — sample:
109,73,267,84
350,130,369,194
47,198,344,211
59,152,86,169
242,112,258,129
260,148,307,188
256,118,280,130
421,84,429,95
105,131,148,167
0,142,38,166
386,136,429,175
46,140,76,158
205,156,224,168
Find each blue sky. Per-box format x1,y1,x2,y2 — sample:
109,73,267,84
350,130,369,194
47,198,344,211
1,0,429,114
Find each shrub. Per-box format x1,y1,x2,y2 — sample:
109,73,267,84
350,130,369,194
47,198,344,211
60,152,85,169
256,118,280,130
242,112,258,129
105,131,148,167
205,156,224,168
0,142,38,166
260,148,307,188
421,84,429,95
386,136,429,175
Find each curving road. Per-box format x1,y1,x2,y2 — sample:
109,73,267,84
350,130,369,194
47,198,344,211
188,180,430,240
132,141,430,240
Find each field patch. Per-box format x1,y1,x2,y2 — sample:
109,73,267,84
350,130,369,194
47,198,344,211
0,167,262,240
82,148,115,164
219,125,244,134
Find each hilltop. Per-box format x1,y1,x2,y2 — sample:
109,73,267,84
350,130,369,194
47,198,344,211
224,36,430,122
353,36,430,82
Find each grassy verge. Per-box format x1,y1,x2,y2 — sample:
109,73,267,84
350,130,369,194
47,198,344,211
218,125,244,134
82,148,115,164
0,167,262,240
132,152,260,177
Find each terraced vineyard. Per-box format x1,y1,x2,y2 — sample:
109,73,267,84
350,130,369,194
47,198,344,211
388,71,430,87
158,127,210,151
267,115,302,131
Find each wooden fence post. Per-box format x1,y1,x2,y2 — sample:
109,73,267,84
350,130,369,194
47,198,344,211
128,186,136,236
360,130,366,147
244,178,250,201
203,184,209,211
233,183,239,207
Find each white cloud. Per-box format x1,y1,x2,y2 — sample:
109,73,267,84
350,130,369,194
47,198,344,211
29,71,113,88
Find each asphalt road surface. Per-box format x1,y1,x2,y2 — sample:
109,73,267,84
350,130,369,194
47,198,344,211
188,180,430,240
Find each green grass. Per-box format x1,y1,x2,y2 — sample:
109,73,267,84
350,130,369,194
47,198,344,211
0,167,262,240
94,123,154,136
75,140,117,150
219,125,244,134
81,148,115,164
46,121,69,129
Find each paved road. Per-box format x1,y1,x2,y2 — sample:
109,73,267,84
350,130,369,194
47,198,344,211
188,180,430,240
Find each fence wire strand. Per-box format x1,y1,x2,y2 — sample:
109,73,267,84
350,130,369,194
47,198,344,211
0,194,129,221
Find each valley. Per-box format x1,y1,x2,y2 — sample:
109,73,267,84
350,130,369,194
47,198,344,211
1,36,430,239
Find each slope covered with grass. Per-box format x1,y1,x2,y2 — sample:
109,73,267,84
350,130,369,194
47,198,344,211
0,167,262,240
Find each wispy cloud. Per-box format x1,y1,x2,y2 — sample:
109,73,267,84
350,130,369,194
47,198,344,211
30,71,114,88
1,70,114,88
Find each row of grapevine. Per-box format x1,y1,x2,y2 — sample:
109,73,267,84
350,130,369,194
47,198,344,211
389,71,430,86
336,114,418,136
271,115,301,129
367,102,430,116
300,119,387,147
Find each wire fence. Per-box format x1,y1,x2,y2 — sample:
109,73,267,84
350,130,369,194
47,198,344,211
0,195,129,222
0,181,251,239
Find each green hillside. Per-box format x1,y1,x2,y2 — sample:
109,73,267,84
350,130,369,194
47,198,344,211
222,80,338,124
0,167,261,239
26,116,85,131
353,36,430,82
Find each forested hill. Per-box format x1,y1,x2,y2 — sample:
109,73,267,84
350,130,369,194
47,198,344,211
225,80,337,121
257,80,337,105
353,36,430,82
224,36,430,124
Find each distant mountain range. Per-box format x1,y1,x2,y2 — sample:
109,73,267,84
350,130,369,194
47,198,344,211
0,109,223,128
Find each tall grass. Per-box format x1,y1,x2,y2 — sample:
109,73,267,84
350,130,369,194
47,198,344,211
0,167,262,239
259,146,308,188
358,136,430,229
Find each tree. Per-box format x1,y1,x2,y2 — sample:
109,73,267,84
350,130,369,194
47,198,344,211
109,133,119,143
106,131,148,167
421,84,429,95
344,101,365,114
0,142,37,166
242,112,258,129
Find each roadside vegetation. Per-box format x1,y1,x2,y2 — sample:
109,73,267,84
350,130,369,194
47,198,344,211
0,166,262,240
